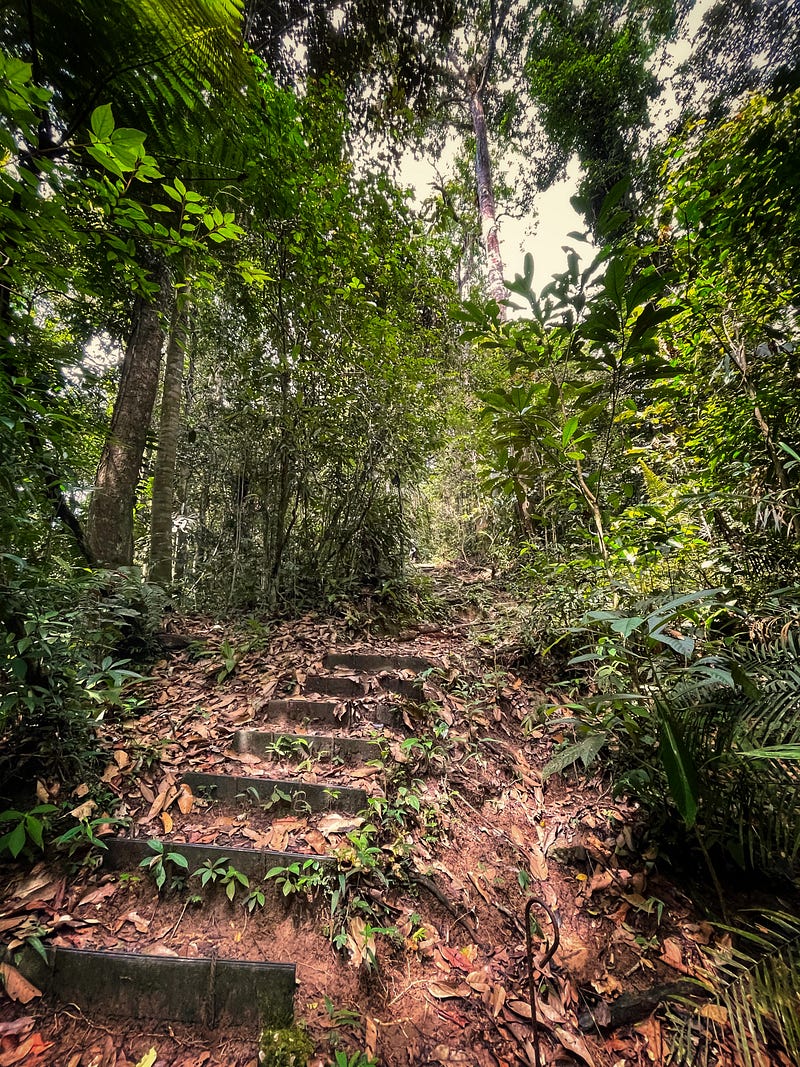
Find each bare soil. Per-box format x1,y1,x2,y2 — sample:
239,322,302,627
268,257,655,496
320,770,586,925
0,567,777,1066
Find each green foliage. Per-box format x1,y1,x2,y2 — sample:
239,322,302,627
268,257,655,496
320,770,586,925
669,912,800,1067
0,804,58,859
191,856,250,901
139,838,190,891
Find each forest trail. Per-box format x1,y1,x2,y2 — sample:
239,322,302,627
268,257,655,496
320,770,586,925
0,569,728,1066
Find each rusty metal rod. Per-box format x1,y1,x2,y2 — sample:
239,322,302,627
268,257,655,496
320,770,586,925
525,896,560,1067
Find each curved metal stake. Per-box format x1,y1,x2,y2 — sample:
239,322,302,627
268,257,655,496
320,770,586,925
525,896,560,1067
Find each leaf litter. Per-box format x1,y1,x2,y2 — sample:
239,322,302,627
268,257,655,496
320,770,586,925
0,568,779,1065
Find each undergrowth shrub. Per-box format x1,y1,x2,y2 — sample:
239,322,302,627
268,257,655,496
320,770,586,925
0,560,161,797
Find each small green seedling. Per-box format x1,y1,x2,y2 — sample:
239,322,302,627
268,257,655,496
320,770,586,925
139,838,189,889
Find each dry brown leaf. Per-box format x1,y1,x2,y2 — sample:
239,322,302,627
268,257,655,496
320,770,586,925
77,883,117,908
160,810,174,834
113,749,131,769
317,813,364,837
427,981,470,1000
176,784,194,815
0,1017,35,1038
365,1016,378,1061
346,916,376,967
466,968,492,993
488,983,506,1017
635,1016,663,1063
0,962,42,1004
303,829,328,854
73,782,90,798
699,1003,728,1025
68,798,97,820
554,1026,597,1067
35,780,49,803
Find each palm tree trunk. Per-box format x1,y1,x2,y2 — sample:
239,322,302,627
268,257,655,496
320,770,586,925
148,287,190,583
87,265,172,566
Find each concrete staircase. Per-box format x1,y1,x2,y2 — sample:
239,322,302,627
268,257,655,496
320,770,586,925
16,648,438,1051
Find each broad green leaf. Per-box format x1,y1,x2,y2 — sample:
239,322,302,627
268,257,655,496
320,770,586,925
562,416,580,448
90,103,114,140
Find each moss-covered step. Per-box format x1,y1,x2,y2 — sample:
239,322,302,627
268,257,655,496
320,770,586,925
13,945,294,1028
103,837,335,880
232,729,383,761
304,673,422,700
263,697,403,729
180,771,367,814
265,697,352,726
323,651,436,673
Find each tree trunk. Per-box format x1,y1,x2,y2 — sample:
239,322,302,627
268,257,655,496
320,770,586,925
148,289,190,583
87,266,172,566
467,71,507,317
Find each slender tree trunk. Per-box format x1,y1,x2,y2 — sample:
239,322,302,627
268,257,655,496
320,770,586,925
148,288,190,583
87,266,172,566
467,71,507,316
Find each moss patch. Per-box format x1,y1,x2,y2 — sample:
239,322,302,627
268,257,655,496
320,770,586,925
259,1024,314,1066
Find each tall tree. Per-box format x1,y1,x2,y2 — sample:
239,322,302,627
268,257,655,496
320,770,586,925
525,0,674,231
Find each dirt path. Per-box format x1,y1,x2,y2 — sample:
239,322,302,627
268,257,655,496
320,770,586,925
0,569,739,1065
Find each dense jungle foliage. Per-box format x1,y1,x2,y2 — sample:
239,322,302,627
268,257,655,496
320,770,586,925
1,0,800,1060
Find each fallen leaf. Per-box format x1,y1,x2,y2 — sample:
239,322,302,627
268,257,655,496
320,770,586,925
365,1016,378,1061
0,962,42,1004
73,782,90,798
0,1018,34,1038
113,749,131,769
303,829,328,854
77,883,118,908
699,1003,728,1024
35,780,49,803
428,981,470,1000
0,1032,52,1066
554,1025,596,1067
346,916,376,967
69,799,97,820
176,784,194,815
488,983,506,1017
161,811,174,834
134,1051,158,1067
317,814,364,838
635,1016,663,1063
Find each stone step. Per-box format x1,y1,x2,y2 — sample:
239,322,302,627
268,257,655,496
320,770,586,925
265,697,403,729
11,944,294,1028
323,651,436,674
305,673,422,701
181,771,367,814
233,729,383,761
104,837,334,880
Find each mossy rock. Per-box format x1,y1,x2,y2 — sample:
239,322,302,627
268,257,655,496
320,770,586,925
259,1024,314,1066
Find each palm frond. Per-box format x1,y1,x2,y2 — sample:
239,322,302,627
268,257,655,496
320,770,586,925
668,911,800,1067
